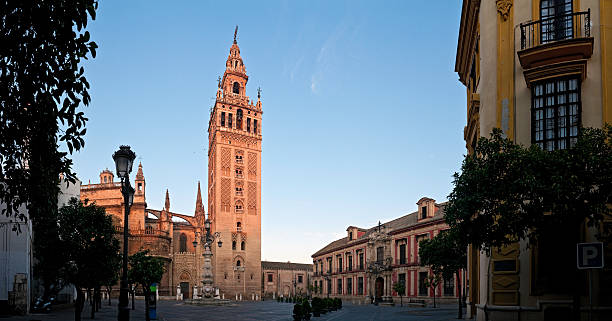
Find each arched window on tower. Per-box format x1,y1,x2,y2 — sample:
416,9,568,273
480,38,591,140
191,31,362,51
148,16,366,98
241,241,245,251
236,109,243,130
236,260,241,267
233,82,240,94
179,233,187,252
235,200,244,213
232,241,236,250
236,222,242,232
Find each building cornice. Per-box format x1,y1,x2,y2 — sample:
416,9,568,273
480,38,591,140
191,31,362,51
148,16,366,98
455,0,481,85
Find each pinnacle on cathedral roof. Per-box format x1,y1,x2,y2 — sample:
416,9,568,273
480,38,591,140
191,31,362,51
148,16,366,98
164,189,170,212
195,181,204,217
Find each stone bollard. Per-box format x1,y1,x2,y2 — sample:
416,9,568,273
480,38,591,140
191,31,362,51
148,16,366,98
256,294,259,301
252,293,254,301
222,293,225,300
273,292,275,300
239,293,242,301
235,293,238,301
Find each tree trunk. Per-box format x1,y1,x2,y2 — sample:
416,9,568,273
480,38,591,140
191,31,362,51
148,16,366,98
433,288,436,308
106,286,112,306
400,295,403,307
95,287,101,311
89,288,95,319
75,288,83,321
144,286,151,321
456,271,463,319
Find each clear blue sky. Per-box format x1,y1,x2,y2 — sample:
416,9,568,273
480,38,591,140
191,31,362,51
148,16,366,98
72,0,466,263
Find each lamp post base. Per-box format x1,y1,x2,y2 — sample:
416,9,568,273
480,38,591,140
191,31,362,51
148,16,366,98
118,282,130,320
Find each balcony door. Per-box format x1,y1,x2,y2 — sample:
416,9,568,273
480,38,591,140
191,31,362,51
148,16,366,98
540,0,573,44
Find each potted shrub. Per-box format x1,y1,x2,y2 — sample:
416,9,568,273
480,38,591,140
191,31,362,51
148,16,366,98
292,303,303,321
302,300,312,320
333,298,342,310
311,298,321,317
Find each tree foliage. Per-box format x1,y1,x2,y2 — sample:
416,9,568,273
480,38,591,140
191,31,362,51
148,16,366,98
423,274,441,308
419,229,466,316
129,250,165,321
445,127,612,252
58,198,120,321
0,0,98,224
418,229,466,280
392,281,405,306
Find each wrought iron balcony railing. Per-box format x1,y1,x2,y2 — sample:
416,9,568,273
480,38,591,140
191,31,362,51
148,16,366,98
520,9,590,50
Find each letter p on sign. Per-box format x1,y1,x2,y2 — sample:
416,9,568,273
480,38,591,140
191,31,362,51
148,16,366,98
577,242,604,269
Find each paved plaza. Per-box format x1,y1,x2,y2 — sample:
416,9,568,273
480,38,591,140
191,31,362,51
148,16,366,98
3,299,462,321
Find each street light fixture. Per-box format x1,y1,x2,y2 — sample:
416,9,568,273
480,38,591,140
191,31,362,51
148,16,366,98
192,218,222,299
113,145,136,321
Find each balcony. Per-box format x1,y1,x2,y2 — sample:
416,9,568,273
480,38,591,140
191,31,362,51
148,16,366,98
518,10,593,85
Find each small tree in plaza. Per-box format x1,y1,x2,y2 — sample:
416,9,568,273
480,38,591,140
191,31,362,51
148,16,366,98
392,281,406,307
58,198,120,321
419,229,466,317
423,274,441,308
128,250,165,321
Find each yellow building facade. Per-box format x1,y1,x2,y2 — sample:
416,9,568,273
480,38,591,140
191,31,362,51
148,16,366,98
456,0,612,320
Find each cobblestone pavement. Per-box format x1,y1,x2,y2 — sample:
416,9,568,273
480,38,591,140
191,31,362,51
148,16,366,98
2,299,462,321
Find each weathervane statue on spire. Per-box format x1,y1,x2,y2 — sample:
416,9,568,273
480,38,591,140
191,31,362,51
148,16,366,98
233,25,238,43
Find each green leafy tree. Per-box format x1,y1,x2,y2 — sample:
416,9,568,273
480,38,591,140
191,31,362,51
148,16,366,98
423,274,441,308
128,250,165,321
419,229,466,317
102,251,121,306
58,198,120,321
392,281,406,307
445,127,612,319
0,0,98,299
445,127,612,252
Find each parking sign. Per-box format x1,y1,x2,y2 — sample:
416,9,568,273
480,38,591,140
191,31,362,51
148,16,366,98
577,242,604,269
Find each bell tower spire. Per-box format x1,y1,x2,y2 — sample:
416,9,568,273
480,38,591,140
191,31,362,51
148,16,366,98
207,29,263,299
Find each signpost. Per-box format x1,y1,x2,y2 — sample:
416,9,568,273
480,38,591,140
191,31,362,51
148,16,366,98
577,242,604,321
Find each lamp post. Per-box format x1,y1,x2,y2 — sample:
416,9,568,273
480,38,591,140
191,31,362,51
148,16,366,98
113,146,136,321
193,218,222,299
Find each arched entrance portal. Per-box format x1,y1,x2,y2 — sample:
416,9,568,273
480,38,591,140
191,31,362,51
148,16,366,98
180,282,190,299
375,277,384,301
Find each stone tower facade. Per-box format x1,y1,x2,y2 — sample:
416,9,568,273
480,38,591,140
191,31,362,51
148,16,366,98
207,32,262,299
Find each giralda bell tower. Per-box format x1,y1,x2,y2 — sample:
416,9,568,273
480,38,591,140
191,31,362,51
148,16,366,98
207,28,262,299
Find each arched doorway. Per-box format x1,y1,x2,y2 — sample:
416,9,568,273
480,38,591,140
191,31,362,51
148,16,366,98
180,282,190,299
375,277,384,301
179,271,191,299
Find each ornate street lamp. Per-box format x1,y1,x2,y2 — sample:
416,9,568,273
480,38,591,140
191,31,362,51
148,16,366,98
113,145,136,321
193,218,222,299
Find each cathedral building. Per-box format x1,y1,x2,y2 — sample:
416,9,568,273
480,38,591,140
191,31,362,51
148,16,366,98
79,31,263,300
80,165,205,298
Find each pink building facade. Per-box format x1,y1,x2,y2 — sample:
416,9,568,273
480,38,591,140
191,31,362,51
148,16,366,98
311,197,464,305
